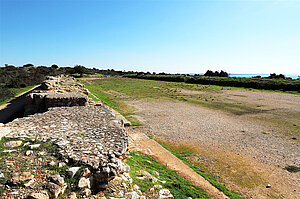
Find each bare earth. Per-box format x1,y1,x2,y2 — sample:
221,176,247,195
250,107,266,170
126,90,300,199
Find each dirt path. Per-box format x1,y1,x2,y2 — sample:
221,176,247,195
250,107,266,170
126,99,300,199
127,126,228,199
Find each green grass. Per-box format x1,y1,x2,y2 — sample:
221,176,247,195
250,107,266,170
126,151,210,198
80,77,300,136
79,77,270,122
0,85,38,106
124,74,300,93
77,73,106,78
284,165,300,173
156,142,244,199
88,93,100,102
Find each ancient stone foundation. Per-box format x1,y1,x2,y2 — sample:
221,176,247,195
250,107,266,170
6,106,129,189
2,76,131,196
24,76,89,115
24,91,88,115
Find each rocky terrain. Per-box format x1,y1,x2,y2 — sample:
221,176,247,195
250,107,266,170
0,76,177,198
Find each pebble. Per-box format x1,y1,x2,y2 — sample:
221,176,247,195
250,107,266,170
27,191,49,199
159,189,173,198
29,144,41,149
3,141,22,148
66,167,80,178
125,191,139,199
25,150,34,156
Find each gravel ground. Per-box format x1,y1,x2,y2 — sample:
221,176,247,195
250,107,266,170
127,96,300,198
129,100,299,168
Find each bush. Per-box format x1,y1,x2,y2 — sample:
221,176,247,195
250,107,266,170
0,87,15,103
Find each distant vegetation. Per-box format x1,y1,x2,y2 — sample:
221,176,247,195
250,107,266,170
204,70,229,77
0,64,106,103
123,73,300,92
1,64,299,105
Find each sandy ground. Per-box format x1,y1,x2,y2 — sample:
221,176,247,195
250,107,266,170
126,90,300,198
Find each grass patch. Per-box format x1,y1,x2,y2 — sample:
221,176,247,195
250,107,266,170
88,93,100,102
80,77,300,135
0,136,85,197
126,151,210,198
284,165,300,173
0,85,38,106
80,77,266,121
156,141,244,199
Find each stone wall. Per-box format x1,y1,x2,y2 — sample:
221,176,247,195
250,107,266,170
24,76,89,115
6,106,128,187
24,91,88,115
2,75,131,196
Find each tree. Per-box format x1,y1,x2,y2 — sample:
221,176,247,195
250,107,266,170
219,70,228,77
23,64,34,67
74,65,86,77
51,64,59,69
204,70,214,76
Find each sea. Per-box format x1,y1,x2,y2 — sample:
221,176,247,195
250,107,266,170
188,73,299,79
229,74,299,79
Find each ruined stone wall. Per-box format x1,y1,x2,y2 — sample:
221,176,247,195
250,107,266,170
1,75,132,198
24,76,89,115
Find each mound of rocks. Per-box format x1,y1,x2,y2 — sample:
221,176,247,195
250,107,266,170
6,105,128,192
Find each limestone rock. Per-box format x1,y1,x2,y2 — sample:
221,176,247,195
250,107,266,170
38,151,46,156
49,161,56,166
153,185,163,189
66,192,77,199
81,188,92,197
66,167,80,178
159,189,173,198
11,172,34,184
3,149,17,153
4,140,22,148
25,150,33,156
24,178,36,187
77,177,90,188
27,191,49,199
58,162,66,167
125,191,139,199
46,182,61,198
133,184,139,191
152,171,159,176
81,168,91,177
123,164,131,173
49,174,64,186
29,144,40,149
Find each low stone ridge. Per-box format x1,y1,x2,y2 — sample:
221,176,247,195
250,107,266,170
6,106,129,189
24,75,89,115
24,91,89,115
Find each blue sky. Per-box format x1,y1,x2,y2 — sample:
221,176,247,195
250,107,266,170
0,0,299,74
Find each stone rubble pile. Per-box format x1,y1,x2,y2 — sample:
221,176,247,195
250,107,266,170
6,106,129,190
41,76,88,94
0,75,176,198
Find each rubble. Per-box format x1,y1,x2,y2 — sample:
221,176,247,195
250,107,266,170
0,75,176,198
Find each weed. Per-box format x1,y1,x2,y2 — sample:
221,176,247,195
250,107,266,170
284,166,300,173
157,142,244,199
127,151,210,198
